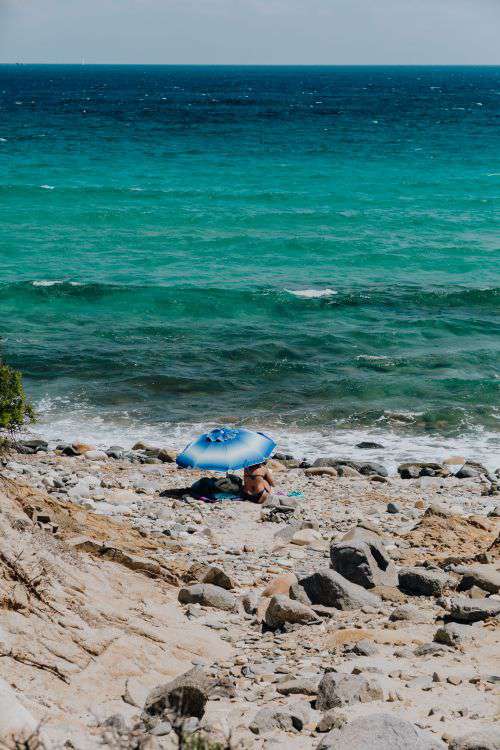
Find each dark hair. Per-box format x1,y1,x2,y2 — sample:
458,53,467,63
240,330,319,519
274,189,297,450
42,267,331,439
245,461,265,470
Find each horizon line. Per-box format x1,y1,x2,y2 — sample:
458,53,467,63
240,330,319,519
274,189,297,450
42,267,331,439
1,62,500,67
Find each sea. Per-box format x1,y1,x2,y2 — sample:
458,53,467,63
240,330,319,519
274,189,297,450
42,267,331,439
1,65,499,468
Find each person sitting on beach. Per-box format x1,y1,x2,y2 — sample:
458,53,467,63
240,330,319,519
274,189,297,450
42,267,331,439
243,461,274,504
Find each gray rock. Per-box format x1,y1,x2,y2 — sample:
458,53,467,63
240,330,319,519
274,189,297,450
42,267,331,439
398,462,450,479
338,465,362,478
342,521,382,545
264,594,320,628
389,604,432,623
106,445,125,459
313,457,346,468
448,728,500,750
455,466,479,478
398,567,450,596
143,667,211,719
149,720,174,736
178,584,238,612
240,590,260,615
316,709,348,733
352,639,378,656
84,449,108,461
312,458,388,477
274,452,296,461
19,438,48,451
276,677,320,696
399,462,452,479
187,563,235,590
455,462,488,479
316,672,383,710
298,569,381,610
289,581,314,605
445,596,500,623
359,462,388,477
317,713,446,750
414,643,451,656
356,442,385,450
434,623,473,648
249,702,310,735
387,502,400,514
456,566,500,595
330,539,398,589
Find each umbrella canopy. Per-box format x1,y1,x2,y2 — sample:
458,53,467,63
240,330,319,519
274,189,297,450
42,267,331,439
176,427,276,472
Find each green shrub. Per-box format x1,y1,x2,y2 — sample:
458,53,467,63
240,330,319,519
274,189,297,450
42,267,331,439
0,361,35,432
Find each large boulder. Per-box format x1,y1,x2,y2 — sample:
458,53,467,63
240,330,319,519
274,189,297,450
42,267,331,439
330,539,398,589
398,567,450,596
456,565,500,595
178,584,238,612
143,667,211,720
342,520,383,545
298,569,381,610
445,596,500,623
317,713,446,750
448,728,500,750
249,702,310,735
185,563,235,590
264,594,320,628
316,672,383,710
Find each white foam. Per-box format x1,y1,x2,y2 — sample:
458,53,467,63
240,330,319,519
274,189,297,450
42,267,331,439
31,280,82,287
286,288,337,299
0,138,7,142
22,397,500,473
40,184,55,190
32,280,63,287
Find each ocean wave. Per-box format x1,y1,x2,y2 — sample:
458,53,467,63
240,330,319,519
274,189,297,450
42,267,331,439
286,288,337,299
21,399,500,472
1,281,498,312
31,280,82,287
32,280,61,287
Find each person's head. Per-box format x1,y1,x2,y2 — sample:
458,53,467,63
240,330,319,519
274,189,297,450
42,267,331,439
245,462,264,471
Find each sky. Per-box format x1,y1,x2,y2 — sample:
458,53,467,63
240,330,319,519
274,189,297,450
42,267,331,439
0,0,499,65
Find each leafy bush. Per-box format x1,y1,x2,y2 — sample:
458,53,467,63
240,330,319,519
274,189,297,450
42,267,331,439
0,361,35,432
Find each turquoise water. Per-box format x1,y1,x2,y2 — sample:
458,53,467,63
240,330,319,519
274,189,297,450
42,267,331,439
0,66,499,460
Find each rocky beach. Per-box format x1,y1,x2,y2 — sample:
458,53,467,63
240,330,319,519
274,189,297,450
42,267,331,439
0,436,498,750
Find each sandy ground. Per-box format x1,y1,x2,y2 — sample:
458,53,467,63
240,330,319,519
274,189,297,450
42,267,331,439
0,445,498,749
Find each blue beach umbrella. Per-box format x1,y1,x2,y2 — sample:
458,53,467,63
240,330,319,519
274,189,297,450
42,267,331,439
176,427,276,472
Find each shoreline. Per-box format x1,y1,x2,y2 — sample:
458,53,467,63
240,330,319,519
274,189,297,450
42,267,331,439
19,414,500,474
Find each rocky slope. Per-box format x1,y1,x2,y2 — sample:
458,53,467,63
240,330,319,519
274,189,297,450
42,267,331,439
0,441,498,749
